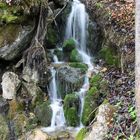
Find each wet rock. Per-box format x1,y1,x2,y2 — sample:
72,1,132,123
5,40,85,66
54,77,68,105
57,65,85,99
84,103,116,140
1,72,21,100
34,101,52,127
0,23,34,60
0,114,9,140
0,97,9,115
64,94,80,126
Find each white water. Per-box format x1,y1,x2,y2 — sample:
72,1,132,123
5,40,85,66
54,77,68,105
42,67,65,132
43,0,94,133
65,0,94,127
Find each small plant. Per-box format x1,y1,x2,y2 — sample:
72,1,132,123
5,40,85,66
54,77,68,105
95,2,103,9
128,106,136,120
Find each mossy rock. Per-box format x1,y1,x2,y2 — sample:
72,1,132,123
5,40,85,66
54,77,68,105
69,62,88,73
34,101,52,127
63,38,76,52
76,128,87,140
70,49,82,62
82,87,98,126
90,74,102,88
44,24,58,48
0,115,9,140
82,73,109,125
64,94,80,126
13,113,28,137
99,46,119,67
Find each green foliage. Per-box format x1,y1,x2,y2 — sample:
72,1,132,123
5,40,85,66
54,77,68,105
99,47,119,67
64,94,80,126
70,49,82,62
128,106,136,121
95,2,103,9
76,128,87,140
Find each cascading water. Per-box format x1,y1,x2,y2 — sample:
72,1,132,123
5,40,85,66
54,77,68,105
65,0,93,69
65,0,94,127
43,0,95,133
42,66,65,132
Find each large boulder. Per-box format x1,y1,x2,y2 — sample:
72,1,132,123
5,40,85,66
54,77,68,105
64,94,80,126
1,72,21,100
84,103,116,140
57,65,85,99
0,23,34,60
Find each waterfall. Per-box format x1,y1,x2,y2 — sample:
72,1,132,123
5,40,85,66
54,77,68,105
65,0,94,127
65,0,93,69
42,0,94,132
42,66,65,132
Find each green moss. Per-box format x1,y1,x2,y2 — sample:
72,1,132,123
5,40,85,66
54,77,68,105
90,74,102,88
65,107,79,127
99,47,119,66
46,25,58,47
0,115,9,140
76,128,87,140
69,62,88,72
70,49,82,62
34,101,52,127
63,38,76,52
1,14,18,23
82,87,98,126
64,94,80,126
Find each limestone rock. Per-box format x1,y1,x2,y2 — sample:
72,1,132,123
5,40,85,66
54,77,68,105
57,65,85,99
1,72,21,100
26,129,49,140
84,104,116,140
0,24,34,60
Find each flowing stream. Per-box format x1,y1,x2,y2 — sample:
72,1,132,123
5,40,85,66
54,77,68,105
42,0,94,133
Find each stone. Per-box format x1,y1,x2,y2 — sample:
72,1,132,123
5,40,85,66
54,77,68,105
57,65,85,99
0,23,34,60
0,97,9,115
25,129,49,140
1,72,21,100
34,101,52,127
84,104,116,140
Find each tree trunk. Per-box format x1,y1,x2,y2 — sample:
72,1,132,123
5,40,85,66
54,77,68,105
135,0,140,130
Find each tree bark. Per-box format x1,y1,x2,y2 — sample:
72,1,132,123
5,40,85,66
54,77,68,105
135,0,140,130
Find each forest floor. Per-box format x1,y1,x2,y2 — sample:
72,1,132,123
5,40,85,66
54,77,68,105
85,0,136,139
